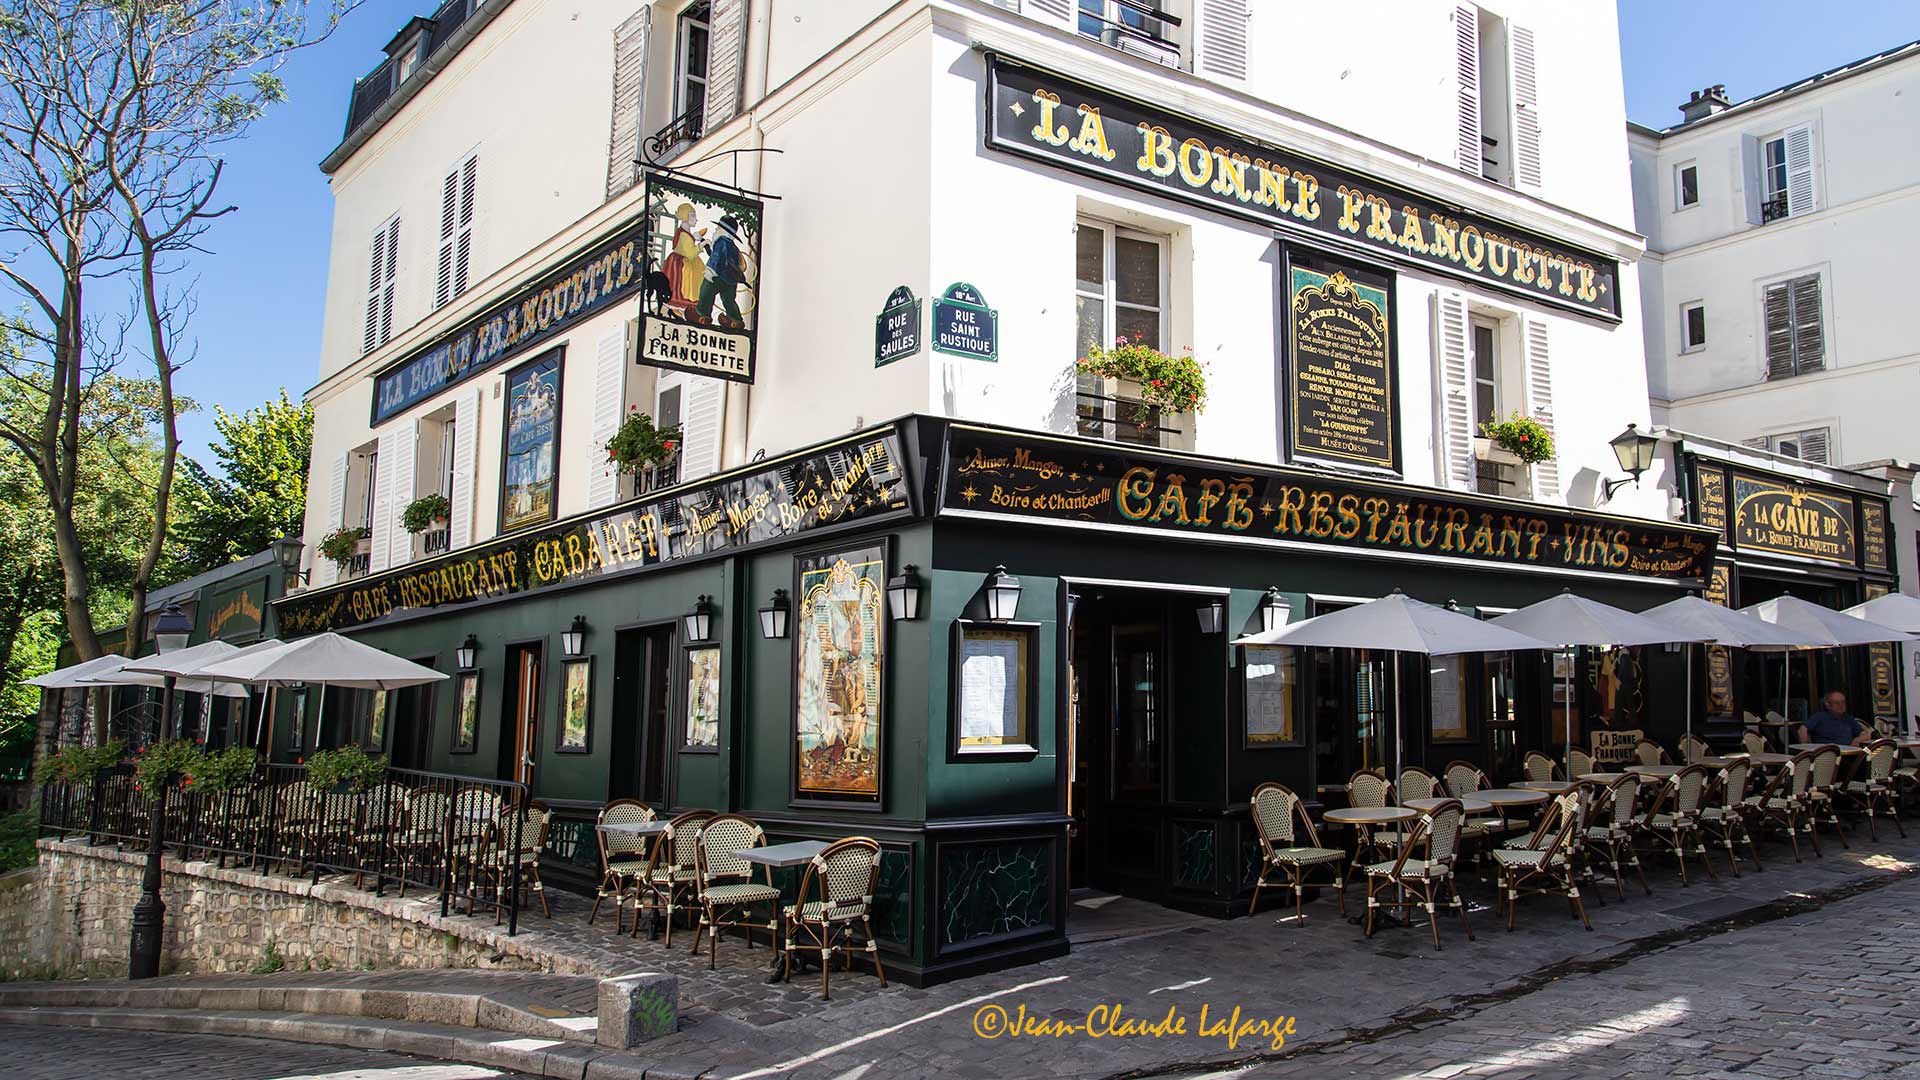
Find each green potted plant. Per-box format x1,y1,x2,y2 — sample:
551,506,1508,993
401,493,451,535
188,745,260,793
133,740,206,795
604,407,681,487
1478,411,1556,466
306,745,386,793
318,526,370,570
1075,337,1209,425
38,739,125,787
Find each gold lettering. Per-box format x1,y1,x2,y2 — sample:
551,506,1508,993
1150,473,1191,525
1177,137,1213,188
1030,89,1069,146
1068,104,1117,161
1117,466,1157,520
1223,482,1256,531
1336,185,1367,234
1136,124,1176,176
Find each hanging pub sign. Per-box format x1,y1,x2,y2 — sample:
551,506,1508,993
940,424,1716,583
1866,583,1900,717
1705,563,1735,716
635,173,761,383
274,428,911,635
208,579,267,641
372,214,652,424
985,56,1621,321
1284,249,1398,472
931,282,998,361
1861,499,1890,572
874,285,922,367
1729,470,1856,566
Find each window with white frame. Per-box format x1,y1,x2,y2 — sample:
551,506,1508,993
1752,125,1817,225
1752,427,1831,465
1074,220,1176,447
1680,301,1706,353
1077,0,1182,68
673,2,710,138
435,154,477,309
1469,317,1504,495
363,215,400,355
1761,135,1788,221
1762,273,1823,379
1675,161,1699,209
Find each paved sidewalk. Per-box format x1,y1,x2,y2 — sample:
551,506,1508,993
5,1021,528,1079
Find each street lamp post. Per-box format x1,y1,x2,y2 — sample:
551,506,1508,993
130,602,192,981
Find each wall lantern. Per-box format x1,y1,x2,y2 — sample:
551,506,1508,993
685,595,715,642
887,564,923,621
561,614,589,659
1603,423,1660,500
1259,588,1291,635
153,602,193,654
758,589,791,640
455,634,480,671
271,534,309,584
982,566,1022,623
1195,597,1226,635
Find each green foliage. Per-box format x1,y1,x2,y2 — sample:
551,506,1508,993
306,745,385,792
1076,338,1209,423
401,493,450,534
133,739,205,792
0,810,36,873
318,526,369,568
1480,411,1556,465
188,745,258,792
167,391,313,579
604,409,681,475
39,739,125,787
250,942,285,975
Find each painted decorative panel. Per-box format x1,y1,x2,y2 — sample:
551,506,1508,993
872,846,913,950
1176,823,1216,888
939,840,1051,948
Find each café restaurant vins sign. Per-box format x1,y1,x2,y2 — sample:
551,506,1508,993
275,431,910,635
942,426,1715,582
986,57,1621,321
1729,470,1856,567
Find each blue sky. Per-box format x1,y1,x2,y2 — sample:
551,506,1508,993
169,0,1919,462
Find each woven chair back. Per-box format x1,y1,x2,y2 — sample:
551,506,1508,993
1537,791,1583,862
514,802,550,856
1606,774,1642,828
1523,751,1558,782
801,836,881,921
1673,765,1709,815
1424,801,1464,866
1809,746,1841,789
1443,761,1487,798
1788,752,1816,798
598,799,656,859
1634,740,1669,766
1742,730,1768,755
1719,760,1749,807
1866,741,1897,782
696,813,764,884
658,809,714,874
1348,770,1392,809
1398,767,1439,801
406,789,448,835
1568,749,1595,777
1250,782,1298,848
1679,735,1710,763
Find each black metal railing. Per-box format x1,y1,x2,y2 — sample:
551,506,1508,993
1080,0,1182,65
644,103,706,162
1076,389,1184,446
422,525,452,555
40,763,534,934
1761,191,1789,223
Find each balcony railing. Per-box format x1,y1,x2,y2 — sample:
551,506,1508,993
421,524,451,556
40,762,535,933
644,104,705,164
1760,191,1789,224
341,537,374,581
1080,0,1183,68
1076,390,1183,447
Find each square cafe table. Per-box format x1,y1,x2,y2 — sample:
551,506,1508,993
740,840,829,983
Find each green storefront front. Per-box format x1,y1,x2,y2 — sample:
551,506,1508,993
271,415,1718,985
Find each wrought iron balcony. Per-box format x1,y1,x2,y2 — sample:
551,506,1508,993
1080,0,1183,68
1760,192,1789,224
644,104,706,163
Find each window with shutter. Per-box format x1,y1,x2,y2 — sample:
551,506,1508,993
433,156,477,308
1763,273,1824,379
1074,1,1182,68
587,327,628,509
700,0,743,134
1452,6,1482,175
1760,427,1832,464
448,389,479,550
605,8,651,198
363,216,400,355
1194,0,1249,81
1520,316,1558,500
1510,24,1541,188
1783,124,1816,217
1432,291,1474,491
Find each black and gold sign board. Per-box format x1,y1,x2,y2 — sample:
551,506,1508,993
1705,563,1734,716
275,432,911,635
1694,464,1727,534
1866,583,1899,717
986,57,1621,321
1286,251,1398,472
1861,501,1889,572
941,427,1715,582
1729,470,1856,566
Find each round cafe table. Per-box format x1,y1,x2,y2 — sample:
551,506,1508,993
1324,806,1419,828
1789,742,1865,756
1479,788,1550,808
1513,780,1575,794
1404,796,1493,815
1579,772,1628,784
1745,752,1793,766
1629,764,1686,778
1895,738,1920,750
1689,756,1736,768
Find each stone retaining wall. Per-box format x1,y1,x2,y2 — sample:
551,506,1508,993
1,839,599,981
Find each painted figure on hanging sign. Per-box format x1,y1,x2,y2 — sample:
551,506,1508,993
1706,563,1735,715
453,672,479,753
502,352,561,533
560,660,591,752
637,173,760,383
1286,257,1397,472
793,544,885,803
685,647,720,749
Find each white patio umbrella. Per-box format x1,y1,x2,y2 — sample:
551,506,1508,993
75,652,252,698
1490,590,1703,772
1741,595,1914,736
1640,595,1826,756
25,653,139,688
171,639,292,747
195,632,448,748
1234,590,1552,782
1844,593,1920,736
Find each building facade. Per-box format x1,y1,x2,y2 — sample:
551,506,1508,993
289,0,1715,983
1630,41,1920,467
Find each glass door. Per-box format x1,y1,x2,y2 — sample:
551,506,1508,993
1110,624,1163,803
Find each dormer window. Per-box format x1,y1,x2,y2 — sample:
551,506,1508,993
383,17,436,92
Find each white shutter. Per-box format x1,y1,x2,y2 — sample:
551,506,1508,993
379,218,399,348
702,0,747,133
588,327,628,509
679,377,725,482
1025,0,1075,32
449,389,479,550
1194,1,1250,83
319,453,349,585
1739,135,1764,225
456,155,476,296
435,170,457,309
1432,291,1474,491
1783,123,1816,217
387,420,419,568
369,428,400,573
1798,428,1830,465
1510,24,1542,189
1520,316,1560,500
363,225,386,355
437,157,477,308
606,8,652,197
1452,6,1482,176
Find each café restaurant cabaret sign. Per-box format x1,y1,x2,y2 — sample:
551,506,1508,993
941,427,1716,583
275,431,912,635
372,215,652,424
1729,470,1856,567
986,57,1621,321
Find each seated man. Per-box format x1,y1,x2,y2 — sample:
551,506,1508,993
1797,690,1870,747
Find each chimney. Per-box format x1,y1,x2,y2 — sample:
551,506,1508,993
1678,84,1731,124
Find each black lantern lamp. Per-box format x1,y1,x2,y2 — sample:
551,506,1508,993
1603,423,1660,500
887,564,923,621
561,615,588,659
271,534,308,583
685,595,715,642
758,589,791,640
982,566,1022,622
1259,588,1292,634
1195,597,1226,634
153,602,193,654
456,634,479,671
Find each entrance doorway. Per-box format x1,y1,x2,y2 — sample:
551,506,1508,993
388,658,437,771
611,624,676,804
499,642,544,787
1737,574,1855,726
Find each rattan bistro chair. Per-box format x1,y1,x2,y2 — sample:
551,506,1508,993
1362,799,1472,950
1568,749,1598,777
1633,739,1671,767
1444,760,1527,852
1491,788,1592,932
690,814,782,969
1397,767,1441,801
1583,773,1651,900
640,809,713,945
1698,759,1762,875
1806,745,1851,850
1841,739,1906,841
1522,751,1560,783
480,800,551,921
1343,770,1397,885
1742,730,1771,756
1645,764,1717,885
1679,735,1711,764
590,799,658,932
1762,750,1822,862
1248,783,1346,922
784,837,888,1000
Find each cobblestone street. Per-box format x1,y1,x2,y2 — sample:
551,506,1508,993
3,1021,530,1079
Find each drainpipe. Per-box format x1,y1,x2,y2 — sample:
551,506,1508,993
721,0,775,468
